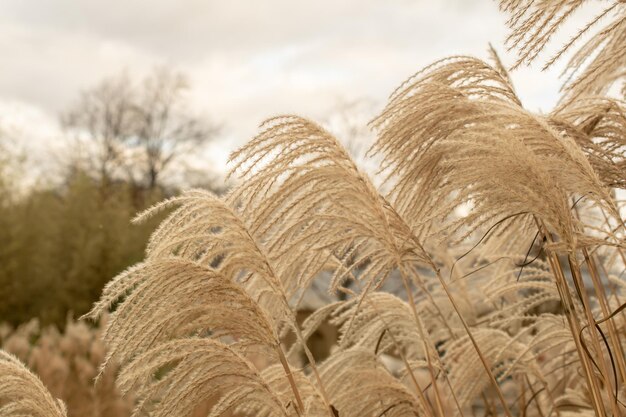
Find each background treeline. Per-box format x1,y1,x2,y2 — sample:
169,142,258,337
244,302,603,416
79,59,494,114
0,67,222,328
0,171,166,327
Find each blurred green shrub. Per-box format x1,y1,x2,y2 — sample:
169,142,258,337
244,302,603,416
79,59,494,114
0,170,166,327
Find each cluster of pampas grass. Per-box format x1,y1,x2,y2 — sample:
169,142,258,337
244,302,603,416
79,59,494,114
0,319,134,417
0,350,67,417
2,1,626,416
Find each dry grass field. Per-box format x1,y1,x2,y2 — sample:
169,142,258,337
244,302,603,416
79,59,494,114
1,1,626,416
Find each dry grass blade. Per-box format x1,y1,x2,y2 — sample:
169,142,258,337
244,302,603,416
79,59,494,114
132,189,291,319
371,56,616,252
0,350,67,417
500,0,626,102
445,329,544,410
229,116,431,296
116,338,288,417
259,365,328,417
85,259,279,372
319,348,423,417
331,292,423,358
553,97,626,190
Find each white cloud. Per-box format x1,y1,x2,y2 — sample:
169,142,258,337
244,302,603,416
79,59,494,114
0,99,67,187
0,0,609,177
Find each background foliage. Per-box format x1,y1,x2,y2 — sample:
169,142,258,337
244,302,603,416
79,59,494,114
0,169,166,327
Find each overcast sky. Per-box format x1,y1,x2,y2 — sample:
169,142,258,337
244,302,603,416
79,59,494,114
0,0,605,179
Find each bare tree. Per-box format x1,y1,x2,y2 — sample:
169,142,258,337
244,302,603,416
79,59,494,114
130,67,215,189
62,72,135,187
62,68,216,190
